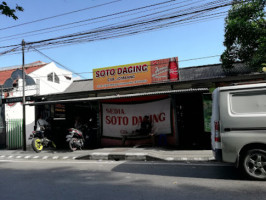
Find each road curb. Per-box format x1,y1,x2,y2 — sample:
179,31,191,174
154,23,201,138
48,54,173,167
0,151,214,162
76,153,214,162
0,154,77,161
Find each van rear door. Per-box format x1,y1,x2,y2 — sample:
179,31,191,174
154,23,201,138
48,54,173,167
219,86,266,163
211,88,222,161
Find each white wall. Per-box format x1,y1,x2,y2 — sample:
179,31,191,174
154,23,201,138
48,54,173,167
5,103,35,146
29,62,73,95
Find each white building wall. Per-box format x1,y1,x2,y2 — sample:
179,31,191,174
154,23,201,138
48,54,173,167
29,62,73,95
4,62,73,146
5,103,35,146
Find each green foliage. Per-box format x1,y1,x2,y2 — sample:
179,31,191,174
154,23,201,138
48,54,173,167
0,1,23,20
221,0,266,72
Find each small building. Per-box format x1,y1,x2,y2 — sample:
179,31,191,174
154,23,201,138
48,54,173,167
0,61,73,149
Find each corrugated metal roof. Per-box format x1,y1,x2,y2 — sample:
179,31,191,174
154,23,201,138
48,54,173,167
179,63,251,81
28,88,208,105
62,63,250,94
64,79,93,93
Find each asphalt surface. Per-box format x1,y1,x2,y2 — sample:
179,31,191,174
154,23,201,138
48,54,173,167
1,159,264,200
0,146,214,162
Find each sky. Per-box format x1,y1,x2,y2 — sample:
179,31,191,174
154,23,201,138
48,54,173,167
0,0,230,79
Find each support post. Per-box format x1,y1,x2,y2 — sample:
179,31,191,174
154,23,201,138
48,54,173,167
22,40,26,151
171,94,179,146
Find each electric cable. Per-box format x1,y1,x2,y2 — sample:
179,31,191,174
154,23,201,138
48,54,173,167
31,47,86,79
0,1,233,55
0,0,188,42
0,0,123,31
25,2,232,48
0,0,230,43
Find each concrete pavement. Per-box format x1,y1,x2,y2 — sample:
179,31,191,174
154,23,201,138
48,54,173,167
0,147,214,162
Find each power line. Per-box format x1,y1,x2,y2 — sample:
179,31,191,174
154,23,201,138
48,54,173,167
0,0,232,54
0,9,226,55
19,10,226,53
31,47,86,79
0,0,181,42
0,0,227,43
0,0,123,31
0,47,19,56
26,1,232,47
179,55,220,62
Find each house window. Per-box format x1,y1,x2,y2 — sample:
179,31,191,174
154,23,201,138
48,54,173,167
47,72,60,84
54,73,60,83
47,73,53,82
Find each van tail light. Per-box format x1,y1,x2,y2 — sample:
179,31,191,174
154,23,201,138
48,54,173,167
214,121,221,142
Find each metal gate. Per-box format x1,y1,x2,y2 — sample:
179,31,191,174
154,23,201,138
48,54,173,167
0,119,5,149
0,105,6,149
6,119,23,149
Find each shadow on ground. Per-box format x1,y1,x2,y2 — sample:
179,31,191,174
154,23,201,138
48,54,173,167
112,161,243,180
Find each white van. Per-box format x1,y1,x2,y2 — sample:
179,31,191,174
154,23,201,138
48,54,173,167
211,83,266,180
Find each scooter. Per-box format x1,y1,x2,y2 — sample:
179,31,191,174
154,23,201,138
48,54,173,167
30,126,56,153
66,127,87,151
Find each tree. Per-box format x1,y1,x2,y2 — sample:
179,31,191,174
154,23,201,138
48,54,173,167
0,1,23,20
221,0,266,72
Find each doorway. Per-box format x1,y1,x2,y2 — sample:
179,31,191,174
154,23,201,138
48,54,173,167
176,93,210,149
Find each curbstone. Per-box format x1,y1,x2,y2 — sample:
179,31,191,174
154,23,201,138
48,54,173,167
0,149,214,162
90,153,109,160
125,153,147,161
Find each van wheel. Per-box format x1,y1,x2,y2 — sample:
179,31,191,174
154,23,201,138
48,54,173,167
241,149,266,180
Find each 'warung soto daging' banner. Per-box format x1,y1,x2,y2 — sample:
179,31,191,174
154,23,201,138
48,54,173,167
93,57,178,90
102,98,171,138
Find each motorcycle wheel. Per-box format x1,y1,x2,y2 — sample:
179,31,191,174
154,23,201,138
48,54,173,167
69,138,78,151
32,138,43,153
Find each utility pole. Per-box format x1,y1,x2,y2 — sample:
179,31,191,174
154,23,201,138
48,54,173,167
22,40,26,151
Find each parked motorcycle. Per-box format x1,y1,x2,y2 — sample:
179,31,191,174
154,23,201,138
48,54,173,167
30,126,56,153
66,127,87,151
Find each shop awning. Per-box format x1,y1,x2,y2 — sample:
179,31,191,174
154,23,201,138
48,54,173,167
26,88,209,105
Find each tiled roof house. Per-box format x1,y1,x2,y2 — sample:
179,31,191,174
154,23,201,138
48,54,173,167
0,61,46,86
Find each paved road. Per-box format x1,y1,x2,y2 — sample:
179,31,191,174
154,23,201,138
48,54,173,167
0,159,265,200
